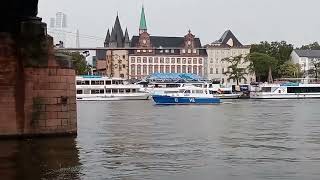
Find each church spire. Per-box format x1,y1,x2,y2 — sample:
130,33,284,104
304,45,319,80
139,5,147,34
104,29,110,47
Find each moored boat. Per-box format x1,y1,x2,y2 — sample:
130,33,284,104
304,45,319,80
152,86,220,105
76,76,150,101
250,82,320,99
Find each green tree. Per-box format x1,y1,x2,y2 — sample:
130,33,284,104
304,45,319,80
299,42,320,50
250,41,294,79
246,52,277,82
222,55,248,85
63,51,90,75
277,62,300,78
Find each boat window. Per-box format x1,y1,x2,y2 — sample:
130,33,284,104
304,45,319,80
106,89,111,94
105,80,111,85
91,80,104,85
84,89,90,94
119,89,125,94
77,80,90,85
287,87,320,93
196,90,203,93
261,87,272,92
112,80,123,85
76,90,83,94
184,90,191,94
125,89,131,93
192,90,196,93
112,89,118,93
132,89,137,93
91,89,104,94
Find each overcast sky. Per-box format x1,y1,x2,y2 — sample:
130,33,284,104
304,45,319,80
39,0,319,48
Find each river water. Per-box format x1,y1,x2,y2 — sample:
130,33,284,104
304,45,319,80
1,99,320,180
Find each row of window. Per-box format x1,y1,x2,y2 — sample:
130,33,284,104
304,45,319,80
131,65,203,76
77,88,139,94
76,80,124,85
131,57,203,64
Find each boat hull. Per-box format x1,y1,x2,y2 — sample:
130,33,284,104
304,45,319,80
152,95,220,105
77,94,150,101
250,93,320,99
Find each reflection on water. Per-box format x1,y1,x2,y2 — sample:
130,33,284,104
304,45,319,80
0,137,81,180
1,99,320,179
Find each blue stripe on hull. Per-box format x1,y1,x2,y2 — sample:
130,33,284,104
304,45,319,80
152,95,220,105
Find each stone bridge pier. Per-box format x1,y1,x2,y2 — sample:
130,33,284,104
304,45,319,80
0,2,77,137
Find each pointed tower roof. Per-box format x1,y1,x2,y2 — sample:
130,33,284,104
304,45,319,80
214,30,243,47
104,29,110,47
139,5,147,31
110,27,116,42
124,28,130,43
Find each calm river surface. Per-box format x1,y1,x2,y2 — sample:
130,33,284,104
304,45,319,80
1,99,320,180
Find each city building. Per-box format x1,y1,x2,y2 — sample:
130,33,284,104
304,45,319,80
205,30,255,85
49,12,68,46
129,6,207,80
96,15,131,78
291,50,320,77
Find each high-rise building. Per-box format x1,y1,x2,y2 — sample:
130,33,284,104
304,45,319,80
49,12,68,46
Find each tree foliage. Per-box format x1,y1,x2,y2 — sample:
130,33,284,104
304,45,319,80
277,62,300,78
64,51,90,75
246,52,277,82
222,55,248,85
299,42,320,50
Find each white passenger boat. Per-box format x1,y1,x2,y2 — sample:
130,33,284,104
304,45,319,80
250,82,320,99
76,76,150,101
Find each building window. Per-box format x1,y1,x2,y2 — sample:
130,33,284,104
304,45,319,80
177,58,181,64
148,57,153,63
188,49,191,53
148,50,152,53
154,65,159,73
188,65,192,73
182,65,186,73
137,57,141,63
182,49,186,53
171,58,175,64
160,57,164,63
137,65,141,75
165,58,170,64
216,68,219,74
149,65,153,74
137,50,141,53
120,74,124,78
171,49,175,53
210,68,213,74
171,65,175,73
193,49,197,54
222,68,225,74
199,58,203,64
165,65,170,73
143,65,147,75
216,58,219,63
143,49,147,53
165,49,169,53
131,65,135,76
122,55,126,59
210,58,213,63
177,65,181,73
198,66,203,76
143,57,147,63
193,58,197,64
160,65,164,73
154,57,159,63
188,58,192,64
182,58,186,64
227,79,230,83
131,57,135,63
193,66,197,74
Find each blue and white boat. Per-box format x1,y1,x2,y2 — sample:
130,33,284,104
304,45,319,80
152,86,220,105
